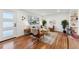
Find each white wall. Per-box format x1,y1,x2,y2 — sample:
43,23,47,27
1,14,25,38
16,10,29,37
21,12,70,32
0,10,29,41
0,11,2,41
45,13,70,32
0,10,72,41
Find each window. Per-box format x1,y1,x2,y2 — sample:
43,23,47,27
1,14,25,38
3,30,13,37
2,12,14,37
3,12,14,19
3,22,14,28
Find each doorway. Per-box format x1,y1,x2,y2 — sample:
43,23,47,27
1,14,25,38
0,10,16,41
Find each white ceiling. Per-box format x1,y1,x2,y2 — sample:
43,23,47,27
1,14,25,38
20,9,78,16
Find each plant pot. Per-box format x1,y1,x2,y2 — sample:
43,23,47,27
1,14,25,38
63,30,66,33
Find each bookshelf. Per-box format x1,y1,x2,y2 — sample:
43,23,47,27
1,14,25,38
70,13,78,34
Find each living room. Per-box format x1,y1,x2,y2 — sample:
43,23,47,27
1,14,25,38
0,9,79,49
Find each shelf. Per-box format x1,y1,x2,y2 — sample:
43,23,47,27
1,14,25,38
70,13,78,34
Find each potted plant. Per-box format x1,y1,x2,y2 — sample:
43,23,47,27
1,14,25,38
42,20,47,26
61,20,69,33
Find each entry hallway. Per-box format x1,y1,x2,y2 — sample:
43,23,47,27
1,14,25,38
0,32,78,49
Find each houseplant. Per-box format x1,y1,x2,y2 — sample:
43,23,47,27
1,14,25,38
42,20,47,26
61,20,69,33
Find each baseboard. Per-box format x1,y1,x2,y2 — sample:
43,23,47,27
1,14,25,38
0,37,16,43
16,34,27,38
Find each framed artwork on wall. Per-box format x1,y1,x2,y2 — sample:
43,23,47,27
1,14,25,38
28,16,39,25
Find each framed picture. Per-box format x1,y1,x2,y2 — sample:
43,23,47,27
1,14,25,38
28,16,39,25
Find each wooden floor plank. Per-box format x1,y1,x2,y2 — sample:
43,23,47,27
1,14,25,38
0,32,77,49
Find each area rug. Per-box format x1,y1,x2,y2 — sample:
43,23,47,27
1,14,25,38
41,32,58,45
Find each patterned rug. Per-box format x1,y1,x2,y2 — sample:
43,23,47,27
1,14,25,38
41,32,58,45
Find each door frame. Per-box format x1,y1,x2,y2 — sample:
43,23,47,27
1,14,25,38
0,9,17,41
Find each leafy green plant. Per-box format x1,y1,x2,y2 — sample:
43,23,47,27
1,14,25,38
42,20,47,26
61,20,69,32
32,20,36,24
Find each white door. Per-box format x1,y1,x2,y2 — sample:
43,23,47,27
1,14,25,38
1,11,16,41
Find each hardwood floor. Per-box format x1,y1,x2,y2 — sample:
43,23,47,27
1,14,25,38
14,35,50,49
0,32,78,49
51,33,68,49
68,36,79,49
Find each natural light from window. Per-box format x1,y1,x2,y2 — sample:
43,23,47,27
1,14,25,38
2,12,14,37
